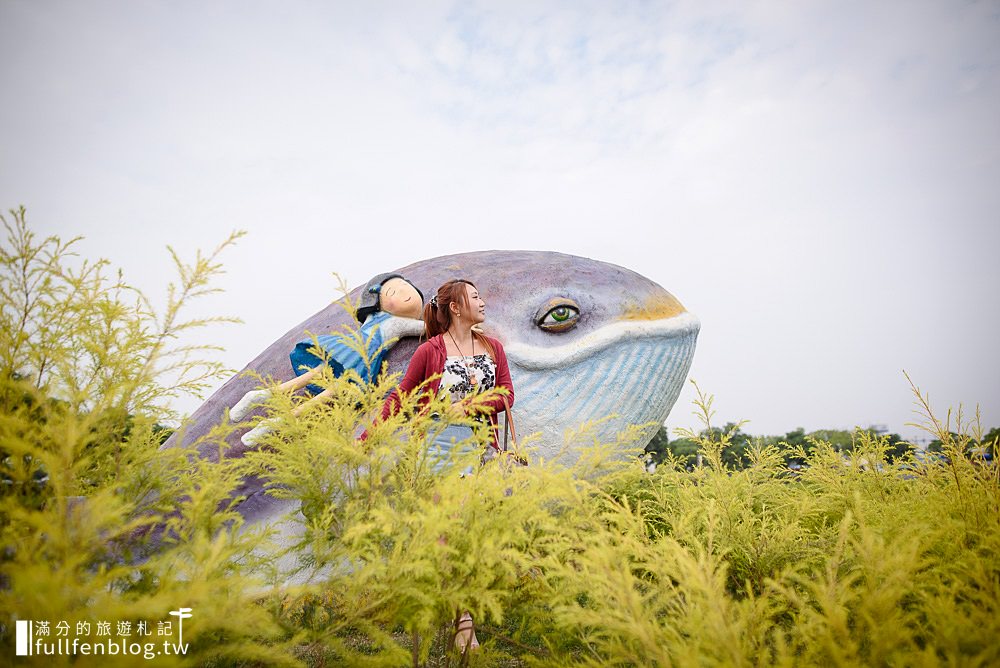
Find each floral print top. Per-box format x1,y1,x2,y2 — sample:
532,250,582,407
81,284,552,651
441,354,496,403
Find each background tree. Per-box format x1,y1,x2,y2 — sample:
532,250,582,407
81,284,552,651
980,427,998,461
644,424,671,463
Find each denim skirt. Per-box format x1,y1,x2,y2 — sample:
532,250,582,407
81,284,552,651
427,423,479,476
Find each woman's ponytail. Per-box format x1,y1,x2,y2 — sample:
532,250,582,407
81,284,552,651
422,299,442,340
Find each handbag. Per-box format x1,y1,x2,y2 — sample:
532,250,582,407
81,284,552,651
500,395,527,466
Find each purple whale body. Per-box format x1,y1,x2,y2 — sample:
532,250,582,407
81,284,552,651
163,250,699,526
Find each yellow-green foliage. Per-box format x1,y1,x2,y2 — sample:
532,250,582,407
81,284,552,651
3,208,998,667
1,208,297,666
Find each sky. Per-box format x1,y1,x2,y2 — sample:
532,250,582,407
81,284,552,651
1,0,998,442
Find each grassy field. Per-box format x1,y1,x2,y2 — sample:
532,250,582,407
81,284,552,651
2,209,997,666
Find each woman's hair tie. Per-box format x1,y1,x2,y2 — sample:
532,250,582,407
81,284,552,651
429,295,438,306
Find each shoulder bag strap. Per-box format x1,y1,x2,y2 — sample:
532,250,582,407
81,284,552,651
501,395,526,465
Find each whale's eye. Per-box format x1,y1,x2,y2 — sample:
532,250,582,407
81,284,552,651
536,298,580,333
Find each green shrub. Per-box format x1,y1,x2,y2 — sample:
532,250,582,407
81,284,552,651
0,207,296,666
2,207,997,666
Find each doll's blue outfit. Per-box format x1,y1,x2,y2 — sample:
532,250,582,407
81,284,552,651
289,311,393,394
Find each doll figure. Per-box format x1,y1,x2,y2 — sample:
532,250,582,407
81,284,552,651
232,273,425,445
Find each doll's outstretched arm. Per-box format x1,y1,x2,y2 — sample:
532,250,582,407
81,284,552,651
377,315,425,343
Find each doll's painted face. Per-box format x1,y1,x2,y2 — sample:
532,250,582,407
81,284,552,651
379,277,423,319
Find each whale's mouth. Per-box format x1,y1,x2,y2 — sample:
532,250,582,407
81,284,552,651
505,312,700,371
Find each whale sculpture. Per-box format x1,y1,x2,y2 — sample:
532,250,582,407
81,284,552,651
163,250,699,525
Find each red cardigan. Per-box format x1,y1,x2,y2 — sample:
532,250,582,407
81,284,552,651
378,333,515,451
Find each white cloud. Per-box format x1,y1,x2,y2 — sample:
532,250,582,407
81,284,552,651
1,0,997,437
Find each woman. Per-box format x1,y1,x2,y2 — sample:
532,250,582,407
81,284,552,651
378,278,515,653
379,278,515,461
